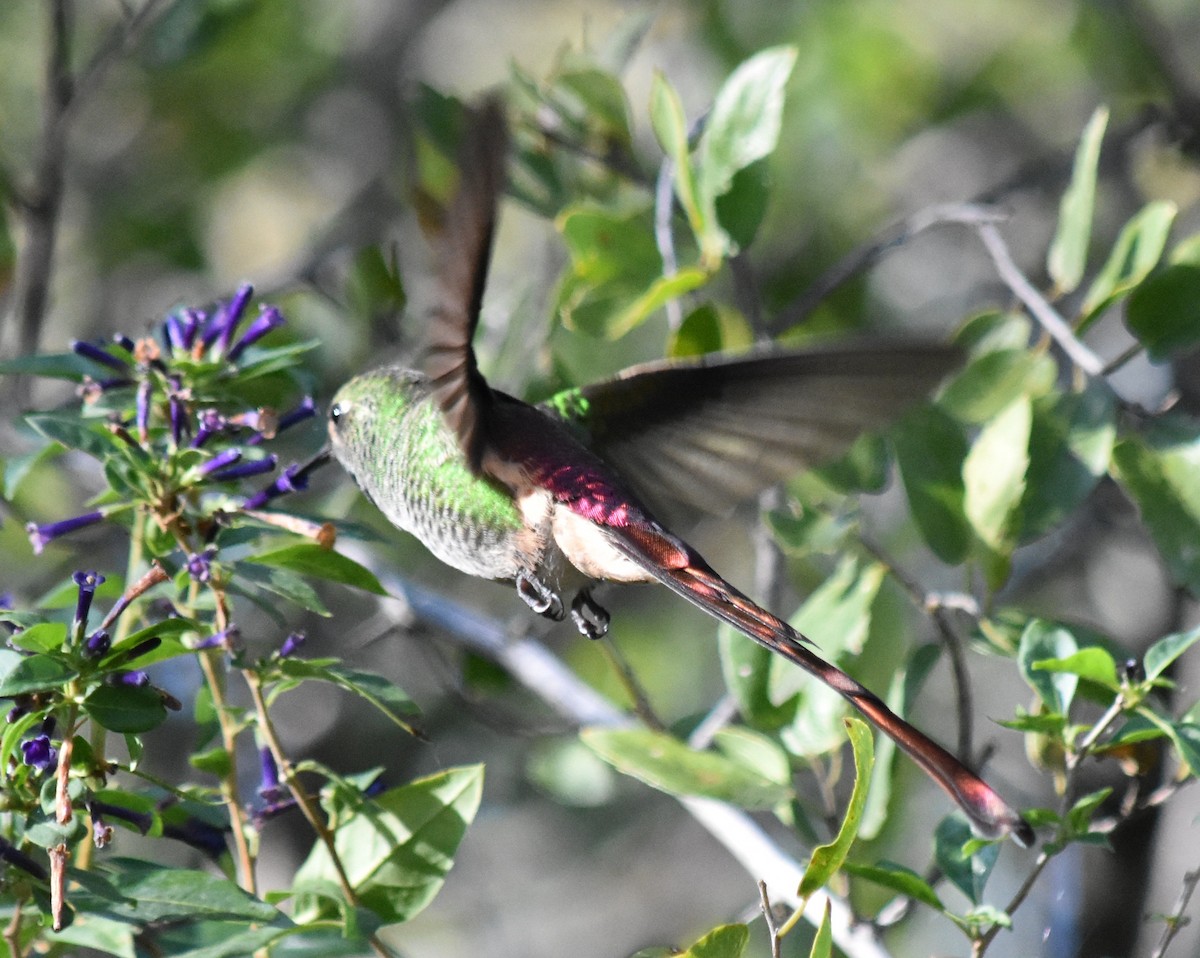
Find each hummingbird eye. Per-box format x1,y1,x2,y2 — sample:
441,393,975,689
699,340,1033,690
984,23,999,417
330,402,347,428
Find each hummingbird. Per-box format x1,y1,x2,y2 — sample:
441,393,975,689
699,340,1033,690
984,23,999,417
328,98,1033,847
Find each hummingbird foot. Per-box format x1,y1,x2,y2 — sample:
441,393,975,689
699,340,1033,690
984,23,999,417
570,589,610,640
516,570,564,622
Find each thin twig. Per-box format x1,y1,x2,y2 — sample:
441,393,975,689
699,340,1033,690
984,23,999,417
974,222,1106,376
654,157,683,331
974,847,1054,956
775,203,1008,330
759,880,783,958
1150,867,1200,958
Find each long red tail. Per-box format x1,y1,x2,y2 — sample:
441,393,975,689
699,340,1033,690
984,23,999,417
653,554,1032,846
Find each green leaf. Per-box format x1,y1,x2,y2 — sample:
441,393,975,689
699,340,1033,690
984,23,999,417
1017,620,1079,714
1066,787,1111,835
963,396,1032,586
581,727,792,808
939,349,1057,425
603,266,709,340
7,622,68,654
46,913,137,957
247,544,387,595
678,923,750,958
1019,385,1115,541
1111,427,1200,594
24,412,119,460
0,653,77,696
1144,624,1200,681
808,902,833,958
4,442,62,501
799,718,874,900
235,562,330,616
934,815,999,905
893,405,971,563
667,302,754,358
1079,200,1177,326
70,857,285,923
1126,264,1200,360
82,684,168,734
275,659,421,735
293,765,483,925
1047,106,1108,294
718,623,796,730
649,71,704,239
695,45,797,265
1032,647,1119,690
842,860,945,911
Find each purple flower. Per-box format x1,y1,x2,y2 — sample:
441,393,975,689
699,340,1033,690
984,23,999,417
248,396,316,446
197,447,242,476
26,511,105,555
227,305,285,361
112,638,161,668
90,810,114,848
192,625,239,651
186,549,216,583
278,631,305,658
72,570,105,634
191,409,228,448
179,308,205,349
203,283,255,351
136,380,152,442
161,815,228,859
21,734,57,773
88,799,152,843
258,746,282,794
253,747,296,825
164,314,187,352
84,629,111,659
108,670,150,688
112,333,136,355
210,453,277,484
242,458,317,510
70,339,130,374
168,379,187,446
0,594,12,611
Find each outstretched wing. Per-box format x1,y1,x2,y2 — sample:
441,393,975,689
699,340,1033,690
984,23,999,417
542,343,961,515
422,96,508,472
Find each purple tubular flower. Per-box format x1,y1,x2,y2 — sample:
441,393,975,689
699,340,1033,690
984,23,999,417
72,570,105,634
136,380,152,442
190,409,228,448
162,816,228,859
164,314,187,352
21,734,57,773
113,637,161,668
108,670,150,688
168,379,186,446
0,594,12,611
227,305,285,361
277,396,317,434
180,308,205,349
242,451,325,510
210,453,278,484
26,511,105,555
204,283,255,351
278,631,305,658
112,333,136,355
197,447,242,477
193,625,239,651
0,837,48,881
254,747,296,825
84,629,111,658
258,746,281,794
70,339,130,374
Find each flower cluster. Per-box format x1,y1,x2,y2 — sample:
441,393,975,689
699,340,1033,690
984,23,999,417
25,284,322,562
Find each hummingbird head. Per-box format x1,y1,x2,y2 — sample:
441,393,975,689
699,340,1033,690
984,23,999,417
327,366,428,484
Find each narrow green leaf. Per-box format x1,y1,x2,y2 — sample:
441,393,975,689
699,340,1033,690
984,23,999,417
1144,625,1200,681
275,659,421,735
799,718,874,899
247,544,387,595
581,727,792,808
604,266,709,339
235,562,330,616
1079,200,1177,326
25,412,119,460
842,860,945,911
649,71,704,238
1066,787,1112,834
718,624,796,730
70,857,284,923
293,765,484,924
1126,264,1200,360
667,302,754,358
893,405,971,563
934,815,999,904
1047,106,1108,294
808,901,833,958
1017,620,1079,714
0,351,97,380
46,913,137,958
939,349,1057,425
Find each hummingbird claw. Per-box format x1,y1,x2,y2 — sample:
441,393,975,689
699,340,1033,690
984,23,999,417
516,570,564,621
570,590,610,640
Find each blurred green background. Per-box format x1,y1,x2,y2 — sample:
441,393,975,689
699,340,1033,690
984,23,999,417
2,1,1200,956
